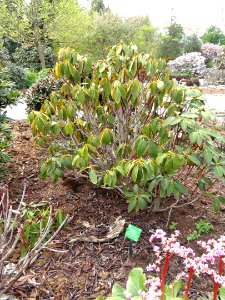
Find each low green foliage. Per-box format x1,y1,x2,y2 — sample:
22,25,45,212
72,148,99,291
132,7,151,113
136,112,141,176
0,77,19,109
0,112,12,176
29,42,225,212
195,219,214,234
169,221,178,231
2,64,27,89
187,230,201,241
0,72,18,177
25,68,50,88
187,219,213,241
20,202,66,256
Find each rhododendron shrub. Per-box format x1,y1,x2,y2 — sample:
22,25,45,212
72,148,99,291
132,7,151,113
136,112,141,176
201,43,223,61
29,42,225,213
167,52,207,77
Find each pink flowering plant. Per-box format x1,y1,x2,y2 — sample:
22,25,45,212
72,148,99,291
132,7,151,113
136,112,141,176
167,52,207,78
201,43,223,61
96,230,225,300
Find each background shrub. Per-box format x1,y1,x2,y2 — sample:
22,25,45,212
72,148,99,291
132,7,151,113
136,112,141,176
168,52,207,78
25,68,50,88
2,64,27,89
0,76,19,109
201,43,223,61
13,44,55,71
26,72,62,112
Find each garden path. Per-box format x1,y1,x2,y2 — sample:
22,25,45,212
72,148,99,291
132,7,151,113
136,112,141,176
3,94,225,120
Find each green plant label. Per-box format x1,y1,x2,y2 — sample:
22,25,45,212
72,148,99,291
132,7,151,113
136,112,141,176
125,224,142,242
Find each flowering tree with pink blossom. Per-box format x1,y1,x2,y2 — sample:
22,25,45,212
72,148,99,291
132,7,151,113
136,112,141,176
201,43,223,61
167,52,207,78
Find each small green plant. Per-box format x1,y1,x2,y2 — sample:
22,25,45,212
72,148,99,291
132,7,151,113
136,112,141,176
169,221,178,231
187,230,200,241
196,219,214,234
187,219,213,241
20,202,66,256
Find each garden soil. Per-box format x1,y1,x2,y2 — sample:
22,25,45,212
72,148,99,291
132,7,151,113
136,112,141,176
2,120,225,300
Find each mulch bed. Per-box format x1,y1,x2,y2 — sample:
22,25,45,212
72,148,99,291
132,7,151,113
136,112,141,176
2,120,225,299
201,88,225,94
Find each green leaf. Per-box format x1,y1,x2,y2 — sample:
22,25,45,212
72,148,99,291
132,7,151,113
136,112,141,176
138,197,147,210
189,131,198,144
213,198,221,213
114,87,121,104
131,165,139,182
104,173,111,186
218,196,225,204
64,122,74,135
103,80,111,96
115,165,125,176
126,268,146,296
116,44,123,55
89,169,98,184
111,283,125,298
128,199,137,213
204,148,213,164
219,286,225,300
130,58,137,77
174,181,189,196
134,138,148,157
188,154,201,166
148,139,158,158
132,80,139,99
156,153,167,165
197,134,203,147
157,80,164,91
100,128,113,145
198,179,206,191
163,116,181,127
51,123,61,135
73,69,81,84
99,62,106,73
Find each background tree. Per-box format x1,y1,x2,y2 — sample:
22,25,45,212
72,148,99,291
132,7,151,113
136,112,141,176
48,0,92,55
158,23,184,59
0,0,56,69
182,33,202,54
201,25,225,45
127,16,159,56
83,11,138,59
91,0,105,12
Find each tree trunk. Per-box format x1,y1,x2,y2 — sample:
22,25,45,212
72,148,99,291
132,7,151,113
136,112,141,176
36,40,46,69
